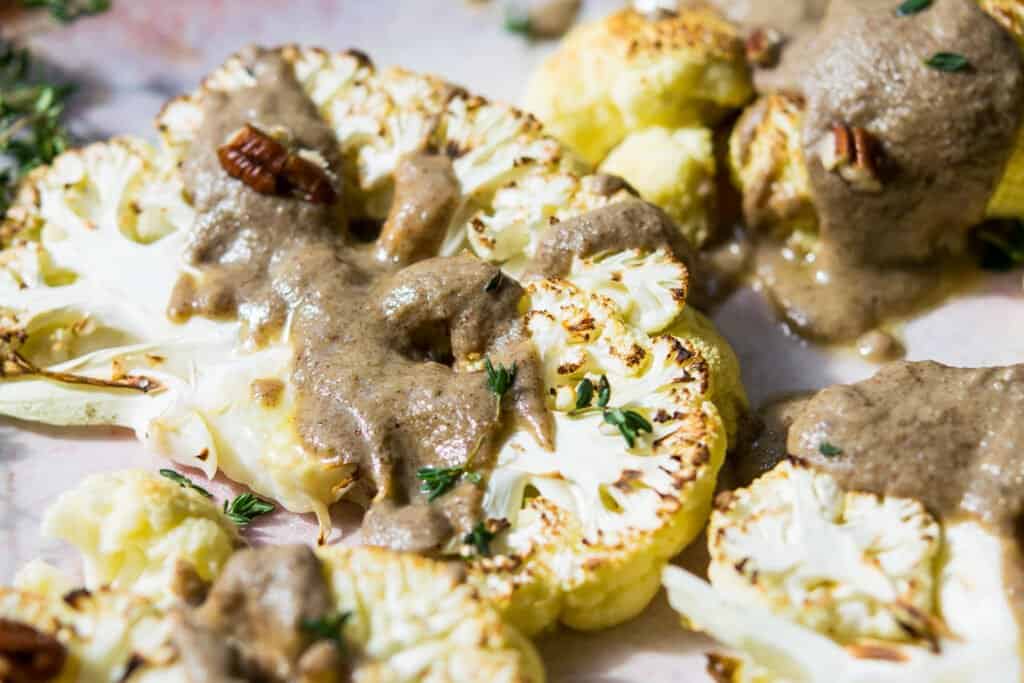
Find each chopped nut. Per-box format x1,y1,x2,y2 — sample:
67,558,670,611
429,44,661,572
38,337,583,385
845,642,910,662
0,618,67,683
745,28,784,68
705,653,741,683
217,124,337,204
819,122,883,193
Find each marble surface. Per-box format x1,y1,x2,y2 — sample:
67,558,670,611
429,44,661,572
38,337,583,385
2,2,1024,682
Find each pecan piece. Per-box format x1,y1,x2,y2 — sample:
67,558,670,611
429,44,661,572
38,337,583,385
217,124,337,204
0,618,67,683
819,122,883,193
745,28,784,68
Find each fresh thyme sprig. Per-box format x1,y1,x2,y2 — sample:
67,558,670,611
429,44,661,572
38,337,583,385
602,408,653,449
0,42,73,218
416,466,481,502
21,0,111,23
484,358,516,397
819,442,843,457
301,611,351,649
222,493,275,525
569,374,651,447
463,521,496,557
158,469,213,498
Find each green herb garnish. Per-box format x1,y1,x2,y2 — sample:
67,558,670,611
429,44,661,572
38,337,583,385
417,466,467,502
21,0,111,23
0,42,74,218
596,374,611,408
977,220,1024,271
503,6,532,36
924,52,970,72
484,271,503,293
301,611,350,648
603,408,653,449
222,493,275,525
896,0,931,16
159,469,213,498
819,442,843,457
574,378,594,411
463,521,496,557
484,358,516,397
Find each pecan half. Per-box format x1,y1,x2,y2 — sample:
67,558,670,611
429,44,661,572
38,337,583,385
217,124,337,204
745,28,784,68
0,618,67,683
819,122,883,193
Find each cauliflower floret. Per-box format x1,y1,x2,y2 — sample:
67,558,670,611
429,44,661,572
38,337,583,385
709,460,941,643
599,126,717,247
523,5,751,247
524,5,751,166
471,261,728,634
663,461,1022,682
39,470,241,606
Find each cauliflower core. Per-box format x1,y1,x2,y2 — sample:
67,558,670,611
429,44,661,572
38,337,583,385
4,471,544,683
523,4,752,246
663,460,1022,683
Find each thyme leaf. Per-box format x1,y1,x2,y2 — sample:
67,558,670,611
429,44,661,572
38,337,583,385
819,442,843,457
603,408,653,448
0,42,74,219
21,0,111,23
924,52,970,72
574,378,594,411
977,220,1024,271
896,0,931,16
222,493,275,525
301,611,350,648
463,521,496,557
596,374,611,407
159,469,213,498
417,466,466,502
503,6,532,35
484,358,516,397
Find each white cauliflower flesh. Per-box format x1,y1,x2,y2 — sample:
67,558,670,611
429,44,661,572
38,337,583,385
3,471,544,683
0,46,632,536
472,252,727,635
40,470,241,606
663,460,1022,683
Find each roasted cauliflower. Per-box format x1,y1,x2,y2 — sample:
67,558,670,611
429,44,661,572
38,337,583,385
663,459,1022,682
0,46,744,636
4,471,544,683
522,4,751,246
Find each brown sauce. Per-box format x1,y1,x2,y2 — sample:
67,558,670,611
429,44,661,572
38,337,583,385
743,362,1024,623
167,47,549,552
172,546,339,683
727,0,1024,343
166,47,682,553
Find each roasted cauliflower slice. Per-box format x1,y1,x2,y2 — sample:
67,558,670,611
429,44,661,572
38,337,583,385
522,5,751,246
663,460,1022,682
4,472,544,683
472,252,728,634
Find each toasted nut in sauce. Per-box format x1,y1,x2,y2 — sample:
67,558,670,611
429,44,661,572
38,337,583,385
0,618,67,683
819,122,883,193
217,124,337,204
